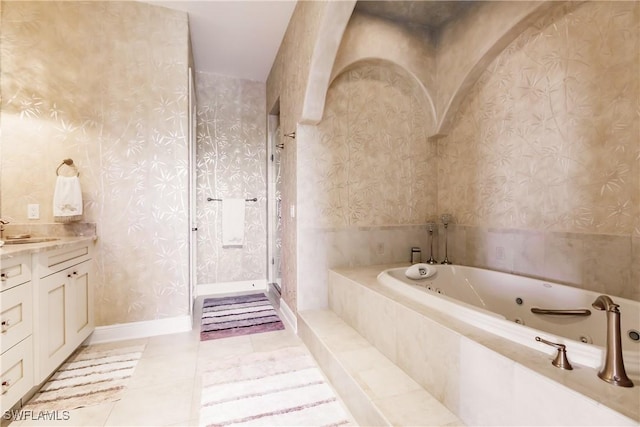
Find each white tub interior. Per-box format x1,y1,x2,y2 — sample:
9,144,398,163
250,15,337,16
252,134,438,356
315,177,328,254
378,264,640,376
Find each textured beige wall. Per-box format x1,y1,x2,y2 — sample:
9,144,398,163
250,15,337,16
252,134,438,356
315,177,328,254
440,1,638,234
438,1,639,300
271,0,639,309
195,72,267,285
0,1,191,325
434,1,563,134
331,12,436,125
266,1,328,313
299,61,437,230
297,60,438,309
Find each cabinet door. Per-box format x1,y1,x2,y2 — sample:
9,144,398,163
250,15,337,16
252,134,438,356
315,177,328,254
0,336,33,413
37,270,72,382
1,281,33,353
1,254,31,292
68,261,94,346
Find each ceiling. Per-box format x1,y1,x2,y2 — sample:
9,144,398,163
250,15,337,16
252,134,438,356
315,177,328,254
147,1,297,82
354,1,479,34
147,1,479,83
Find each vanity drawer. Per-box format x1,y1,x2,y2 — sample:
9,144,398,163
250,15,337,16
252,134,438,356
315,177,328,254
0,336,34,413
1,254,32,292
37,241,92,278
1,281,33,354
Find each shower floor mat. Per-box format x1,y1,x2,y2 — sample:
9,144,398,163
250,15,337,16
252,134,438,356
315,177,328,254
200,293,284,341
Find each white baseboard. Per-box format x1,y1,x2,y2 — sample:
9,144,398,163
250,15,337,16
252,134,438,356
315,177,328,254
279,298,297,333
197,279,267,297
84,315,192,344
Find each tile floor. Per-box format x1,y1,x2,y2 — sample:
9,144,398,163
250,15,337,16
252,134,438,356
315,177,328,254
8,296,341,427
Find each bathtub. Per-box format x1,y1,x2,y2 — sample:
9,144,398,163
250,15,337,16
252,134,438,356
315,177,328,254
377,265,640,376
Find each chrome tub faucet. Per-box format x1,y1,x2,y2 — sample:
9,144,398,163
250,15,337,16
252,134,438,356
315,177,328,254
592,295,633,387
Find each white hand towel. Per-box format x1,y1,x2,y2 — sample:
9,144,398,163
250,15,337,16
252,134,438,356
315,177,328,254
53,176,83,223
222,199,245,246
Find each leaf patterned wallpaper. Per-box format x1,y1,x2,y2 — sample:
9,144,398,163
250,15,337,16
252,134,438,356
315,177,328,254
437,1,639,300
438,1,638,235
274,0,639,307
195,72,267,285
0,1,191,325
296,60,438,309
299,60,437,230
267,1,329,313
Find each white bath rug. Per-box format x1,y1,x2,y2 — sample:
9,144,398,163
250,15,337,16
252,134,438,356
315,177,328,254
24,343,146,412
199,346,354,427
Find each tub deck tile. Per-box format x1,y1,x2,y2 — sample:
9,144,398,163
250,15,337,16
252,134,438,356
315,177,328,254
299,309,464,427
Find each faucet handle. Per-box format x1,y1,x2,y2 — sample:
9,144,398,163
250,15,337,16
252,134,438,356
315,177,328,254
592,295,620,313
535,336,573,370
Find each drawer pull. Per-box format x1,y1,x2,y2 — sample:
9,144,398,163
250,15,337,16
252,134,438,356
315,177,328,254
1,273,6,281
1,319,10,333
2,380,10,393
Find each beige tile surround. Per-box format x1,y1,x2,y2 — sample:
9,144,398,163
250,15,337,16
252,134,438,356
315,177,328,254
298,310,463,427
327,264,640,426
297,220,639,319
442,224,640,302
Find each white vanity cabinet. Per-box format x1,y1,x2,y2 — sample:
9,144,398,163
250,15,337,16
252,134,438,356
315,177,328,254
0,254,34,412
0,238,95,412
35,241,94,384
1,253,31,292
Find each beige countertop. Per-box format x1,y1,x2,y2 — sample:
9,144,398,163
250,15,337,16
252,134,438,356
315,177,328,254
0,235,97,259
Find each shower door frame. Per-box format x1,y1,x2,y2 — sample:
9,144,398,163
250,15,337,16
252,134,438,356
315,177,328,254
188,67,197,317
266,107,282,306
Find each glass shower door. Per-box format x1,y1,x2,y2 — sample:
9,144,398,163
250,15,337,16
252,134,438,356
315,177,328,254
267,115,283,304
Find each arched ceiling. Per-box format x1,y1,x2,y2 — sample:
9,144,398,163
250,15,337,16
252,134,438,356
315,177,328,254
354,1,480,36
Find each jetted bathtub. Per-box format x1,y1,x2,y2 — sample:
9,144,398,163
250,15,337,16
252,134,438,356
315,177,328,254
377,265,640,375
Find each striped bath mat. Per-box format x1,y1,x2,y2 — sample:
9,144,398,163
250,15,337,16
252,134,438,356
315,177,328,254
24,344,145,412
199,346,353,426
201,293,285,341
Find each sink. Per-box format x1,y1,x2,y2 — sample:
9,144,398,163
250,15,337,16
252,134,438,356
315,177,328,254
3,237,60,245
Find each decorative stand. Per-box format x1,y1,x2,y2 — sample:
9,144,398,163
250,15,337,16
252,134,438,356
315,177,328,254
426,223,437,265
440,214,452,265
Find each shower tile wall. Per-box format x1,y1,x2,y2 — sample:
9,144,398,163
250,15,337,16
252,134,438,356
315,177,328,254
0,1,191,325
195,72,267,285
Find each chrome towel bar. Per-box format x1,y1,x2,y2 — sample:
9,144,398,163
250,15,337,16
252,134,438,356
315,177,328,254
531,308,591,316
207,197,257,202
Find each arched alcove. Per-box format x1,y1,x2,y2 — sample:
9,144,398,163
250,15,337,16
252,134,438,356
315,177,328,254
301,1,567,140
300,0,356,125
297,58,438,310
433,1,572,137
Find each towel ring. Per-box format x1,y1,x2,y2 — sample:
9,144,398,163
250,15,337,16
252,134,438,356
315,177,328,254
56,159,80,177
